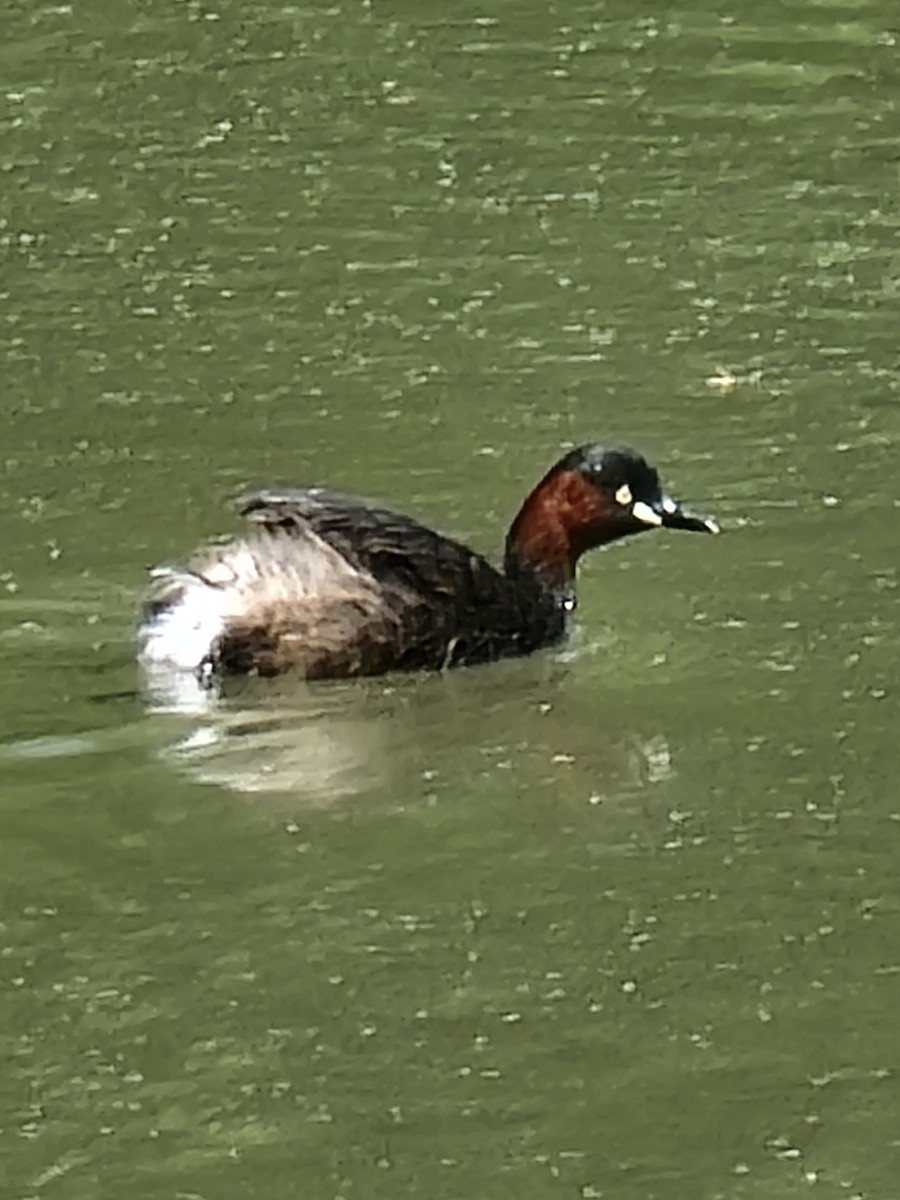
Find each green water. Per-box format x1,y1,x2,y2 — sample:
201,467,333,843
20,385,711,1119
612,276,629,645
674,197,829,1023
2,0,899,1195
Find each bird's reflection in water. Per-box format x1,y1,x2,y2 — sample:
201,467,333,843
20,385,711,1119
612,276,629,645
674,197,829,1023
140,653,684,813
142,664,389,801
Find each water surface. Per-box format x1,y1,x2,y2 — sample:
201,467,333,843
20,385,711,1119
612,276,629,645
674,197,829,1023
2,0,899,1196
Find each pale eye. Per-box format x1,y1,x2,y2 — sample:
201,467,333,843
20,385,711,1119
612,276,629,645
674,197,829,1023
614,483,633,507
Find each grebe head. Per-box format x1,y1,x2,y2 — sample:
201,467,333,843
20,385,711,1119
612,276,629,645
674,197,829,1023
506,443,718,586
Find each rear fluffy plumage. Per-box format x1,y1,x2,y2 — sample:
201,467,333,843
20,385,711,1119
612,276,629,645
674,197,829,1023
138,529,406,677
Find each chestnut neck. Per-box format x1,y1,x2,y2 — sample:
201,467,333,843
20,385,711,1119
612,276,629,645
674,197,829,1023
504,466,621,592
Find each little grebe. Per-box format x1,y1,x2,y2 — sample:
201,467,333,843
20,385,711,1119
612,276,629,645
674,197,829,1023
138,443,718,679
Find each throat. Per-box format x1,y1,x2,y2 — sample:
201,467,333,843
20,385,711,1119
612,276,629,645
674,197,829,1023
504,523,575,594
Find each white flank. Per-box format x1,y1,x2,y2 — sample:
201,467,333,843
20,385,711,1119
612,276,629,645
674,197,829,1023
138,571,229,672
